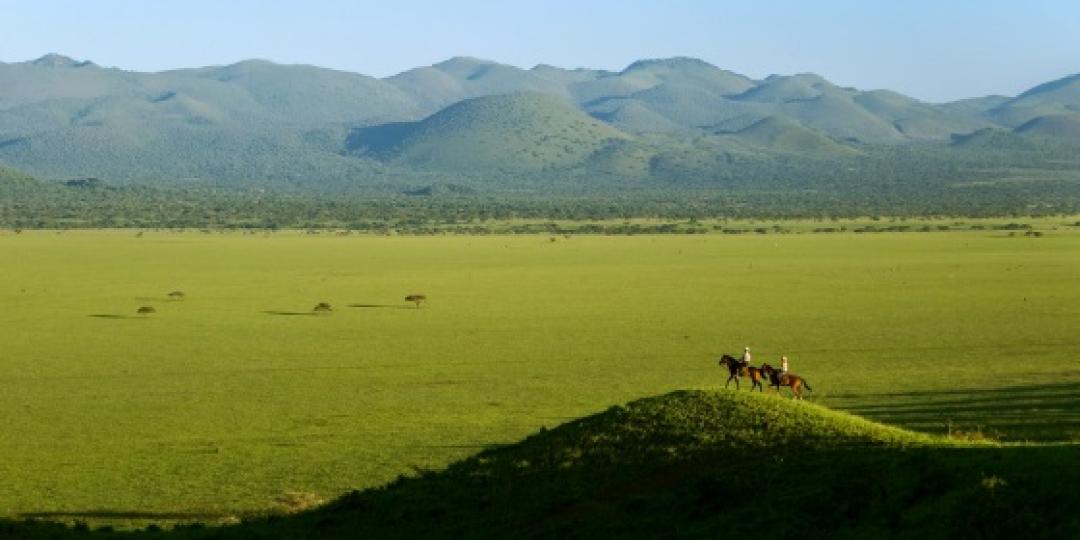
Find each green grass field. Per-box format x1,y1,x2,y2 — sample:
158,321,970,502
1,225,1078,524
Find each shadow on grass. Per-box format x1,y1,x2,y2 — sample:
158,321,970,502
18,511,221,521
8,445,1079,539
262,310,320,316
830,381,1080,441
347,303,413,310
2,391,1079,538
88,314,145,320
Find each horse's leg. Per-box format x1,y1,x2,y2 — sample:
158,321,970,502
725,374,733,388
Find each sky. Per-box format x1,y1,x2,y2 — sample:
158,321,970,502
0,0,1077,102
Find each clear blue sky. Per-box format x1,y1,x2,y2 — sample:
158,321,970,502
1,0,1077,102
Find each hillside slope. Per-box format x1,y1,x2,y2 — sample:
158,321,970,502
3,390,1078,539
1,54,1079,193
346,93,629,173
990,73,1080,127
1015,113,1080,139
729,115,858,155
0,163,41,197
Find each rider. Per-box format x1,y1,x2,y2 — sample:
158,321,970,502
780,356,790,375
741,346,752,368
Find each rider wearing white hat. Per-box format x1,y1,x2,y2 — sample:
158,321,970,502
741,347,752,366
780,356,789,375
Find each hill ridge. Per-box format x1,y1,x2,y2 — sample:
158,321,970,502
1,54,1079,191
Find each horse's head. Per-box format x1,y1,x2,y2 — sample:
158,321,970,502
718,354,736,367
760,363,774,374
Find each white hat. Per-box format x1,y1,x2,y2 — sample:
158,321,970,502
744,346,750,350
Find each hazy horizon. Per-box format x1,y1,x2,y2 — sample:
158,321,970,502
1,0,1078,103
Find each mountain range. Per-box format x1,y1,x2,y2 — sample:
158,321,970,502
0,54,1078,192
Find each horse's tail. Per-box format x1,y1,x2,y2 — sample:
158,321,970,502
803,379,813,392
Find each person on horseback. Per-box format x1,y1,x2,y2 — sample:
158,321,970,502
740,347,752,368
780,355,789,374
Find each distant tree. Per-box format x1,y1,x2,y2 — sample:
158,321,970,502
405,294,427,309
313,302,333,313
167,291,186,300
136,306,156,315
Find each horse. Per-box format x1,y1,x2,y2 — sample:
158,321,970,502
717,355,768,391
761,363,813,400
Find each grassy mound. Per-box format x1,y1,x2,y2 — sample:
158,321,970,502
732,116,858,156
345,92,629,173
3,391,1077,539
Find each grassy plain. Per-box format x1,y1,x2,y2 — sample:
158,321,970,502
0,223,1078,522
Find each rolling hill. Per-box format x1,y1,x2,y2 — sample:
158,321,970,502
1014,113,1080,139
989,73,1080,127
728,115,859,155
0,53,1078,195
346,93,629,173
0,162,33,183
0,163,39,194
1,390,1076,538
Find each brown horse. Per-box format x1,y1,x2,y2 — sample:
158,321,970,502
761,364,813,400
718,355,767,391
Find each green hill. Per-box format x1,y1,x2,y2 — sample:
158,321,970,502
1,54,1080,201
771,86,908,143
736,72,829,102
951,127,1039,150
0,162,33,182
989,74,1080,127
729,116,858,155
346,93,630,173
0,162,40,192
1014,113,1080,139
4,390,1077,538
387,57,572,113
570,57,754,105
854,90,990,139
587,99,689,133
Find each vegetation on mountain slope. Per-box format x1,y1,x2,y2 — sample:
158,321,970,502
346,93,628,173
2,54,1079,196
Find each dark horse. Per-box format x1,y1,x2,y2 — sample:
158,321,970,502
718,354,767,391
761,364,813,400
